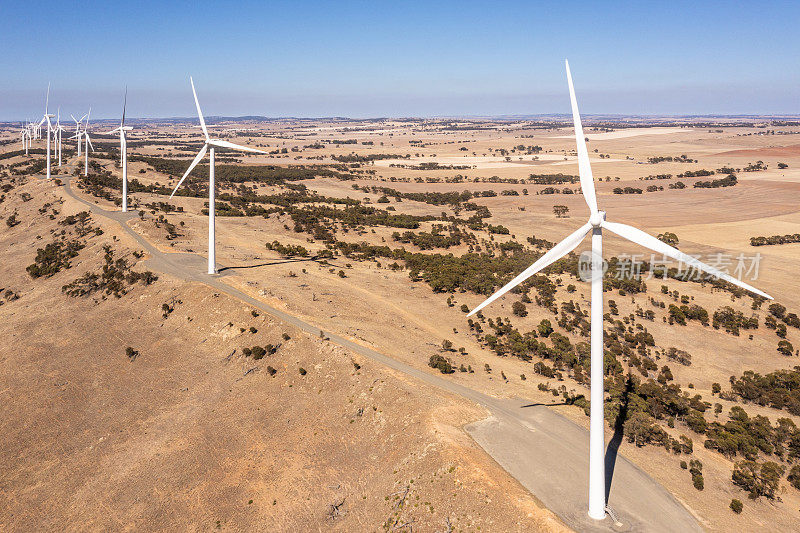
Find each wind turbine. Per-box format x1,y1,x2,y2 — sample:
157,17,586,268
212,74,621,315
82,109,94,177
467,60,772,522
71,112,87,156
54,108,66,167
20,124,27,153
169,77,266,275
40,83,54,179
106,88,133,211
24,123,31,155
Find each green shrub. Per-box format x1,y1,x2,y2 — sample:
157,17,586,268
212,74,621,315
251,346,266,359
428,354,453,374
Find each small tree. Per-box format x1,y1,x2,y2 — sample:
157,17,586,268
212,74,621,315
730,499,743,514
777,340,794,356
768,303,786,319
657,232,679,248
553,205,569,218
732,460,785,499
538,319,553,338
428,354,454,374
512,301,527,317
251,346,266,359
788,465,800,490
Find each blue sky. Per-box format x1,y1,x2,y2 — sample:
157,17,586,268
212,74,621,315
2,1,798,120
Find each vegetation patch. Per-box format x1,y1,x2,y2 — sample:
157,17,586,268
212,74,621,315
62,245,157,298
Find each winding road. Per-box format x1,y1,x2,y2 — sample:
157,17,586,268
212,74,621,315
57,173,702,533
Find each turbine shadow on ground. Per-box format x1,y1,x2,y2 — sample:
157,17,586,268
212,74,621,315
216,256,334,272
605,376,633,503
519,402,568,408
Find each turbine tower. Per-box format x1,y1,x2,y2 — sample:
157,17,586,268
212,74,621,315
467,60,772,522
170,77,266,275
82,109,94,177
106,88,133,211
20,124,27,153
24,123,31,155
40,83,54,179
54,108,66,167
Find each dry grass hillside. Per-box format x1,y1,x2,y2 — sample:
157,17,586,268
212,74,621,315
0,175,565,532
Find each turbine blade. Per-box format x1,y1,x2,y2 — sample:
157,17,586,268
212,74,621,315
190,76,209,140
122,86,127,127
602,221,772,299
208,139,267,154
86,135,94,152
468,222,592,317
565,60,598,215
45,82,50,115
170,144,209,198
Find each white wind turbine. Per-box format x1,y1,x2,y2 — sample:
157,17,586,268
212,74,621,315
70,109,95,177
54,108,66,167
82,109,95,177
169,77,266,275
70,112,87,156
106,88,133,211
25,122,32,155
20,124,28,154
467,60,772,521
39,83,54,179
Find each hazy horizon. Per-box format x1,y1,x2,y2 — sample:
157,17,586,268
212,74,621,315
6,112,800,125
